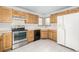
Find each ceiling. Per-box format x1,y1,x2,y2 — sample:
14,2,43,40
17,6,71,17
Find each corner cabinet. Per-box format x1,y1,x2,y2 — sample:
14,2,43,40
48,30,57,41
0,7,12,23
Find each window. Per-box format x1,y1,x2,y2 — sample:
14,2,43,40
38,17,43,25
45,18,50,25
38,17,50,26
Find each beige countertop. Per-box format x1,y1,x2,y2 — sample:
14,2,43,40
0,30,11,34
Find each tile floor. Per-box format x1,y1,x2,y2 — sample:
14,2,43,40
10,39,74,52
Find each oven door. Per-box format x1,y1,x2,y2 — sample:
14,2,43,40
13,31,26,44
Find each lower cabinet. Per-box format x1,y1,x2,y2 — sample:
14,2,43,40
0,32,12,52
48,30,57,41
0,35,3,52
27,30,57,43
27,30,34,42
40,30,49,39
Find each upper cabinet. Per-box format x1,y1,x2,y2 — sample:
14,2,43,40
0,7,39,24
26,13,39,24
50,14,57,23
50,8,79,24
0,7,12,23
12,9,25,17
12,9,27,21
12,9,39,24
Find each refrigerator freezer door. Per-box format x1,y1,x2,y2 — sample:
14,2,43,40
57,16,65,45
64,13,79,51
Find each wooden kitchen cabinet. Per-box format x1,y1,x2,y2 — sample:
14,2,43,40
26,13,39,24
12,9,25,17
33,15,39,24
0,32,12,51
3,32,12,51
0,7,12,23
12,9,39,24
0,34,3,52
40,30,49,39
50,8,79,24
48,30,57,41
27,30,34,42
50,14,57,23
12,9,28,22
24,13,29,23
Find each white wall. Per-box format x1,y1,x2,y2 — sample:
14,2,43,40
0,23,12,32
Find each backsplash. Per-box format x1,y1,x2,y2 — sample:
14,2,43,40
0,23,11,31
0,23,57,31
25,23,57,30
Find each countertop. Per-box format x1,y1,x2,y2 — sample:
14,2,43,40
0,30,11,34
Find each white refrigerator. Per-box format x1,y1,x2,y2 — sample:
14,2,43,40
57,13,79,51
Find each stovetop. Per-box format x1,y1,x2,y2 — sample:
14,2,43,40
12,27,25,32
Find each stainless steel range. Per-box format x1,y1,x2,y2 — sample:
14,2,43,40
12,25,27,49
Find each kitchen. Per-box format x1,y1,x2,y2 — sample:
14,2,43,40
0,6,79,52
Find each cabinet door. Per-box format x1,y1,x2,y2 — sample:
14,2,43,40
12,9,20,16
64,13,79,51
41,30,48,39
3,32,12,50
26,13,38,24
12,9,25,17
52,31,57,41
27,30,34,42
24,13,29,23
0,7,12,23
57,16,65,45
50,15,57,23
49,30,57,41
26,14,32,24
0,36,3,51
